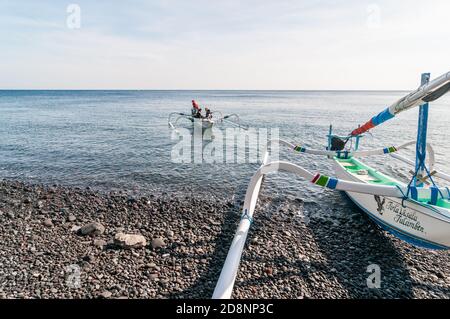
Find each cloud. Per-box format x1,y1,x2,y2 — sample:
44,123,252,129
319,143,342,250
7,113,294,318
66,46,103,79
0,0,449,89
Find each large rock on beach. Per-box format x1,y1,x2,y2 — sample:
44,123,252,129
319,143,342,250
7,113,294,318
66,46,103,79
114,233,147,248
93,239,107,248
151,237,166,249
43,218,53,227
78,222,105,236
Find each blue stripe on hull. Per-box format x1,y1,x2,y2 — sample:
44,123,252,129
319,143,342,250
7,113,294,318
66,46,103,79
345,193,449,250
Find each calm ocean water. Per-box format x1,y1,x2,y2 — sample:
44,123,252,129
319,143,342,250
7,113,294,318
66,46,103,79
1,90,449,206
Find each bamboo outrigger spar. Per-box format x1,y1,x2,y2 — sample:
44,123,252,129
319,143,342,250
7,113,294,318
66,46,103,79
213,71,450,299
168,111,248,132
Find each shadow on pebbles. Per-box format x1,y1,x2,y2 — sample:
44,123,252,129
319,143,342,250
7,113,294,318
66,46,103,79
1,180,450,299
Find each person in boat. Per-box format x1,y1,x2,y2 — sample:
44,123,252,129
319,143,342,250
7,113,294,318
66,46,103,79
194,108,203,119
204,107,212,119
191,100,200,117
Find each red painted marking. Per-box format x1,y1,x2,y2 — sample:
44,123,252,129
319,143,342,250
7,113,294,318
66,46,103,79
351,120,375,136
311,174,321,183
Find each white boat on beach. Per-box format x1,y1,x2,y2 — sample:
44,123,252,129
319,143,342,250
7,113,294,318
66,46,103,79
213,71,450,299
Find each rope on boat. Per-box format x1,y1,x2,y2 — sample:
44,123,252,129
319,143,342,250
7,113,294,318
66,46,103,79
395,184,409,207
240,209,253,224
390,152,446,182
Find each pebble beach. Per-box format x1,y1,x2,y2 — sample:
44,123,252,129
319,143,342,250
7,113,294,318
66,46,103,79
1,179,450,299
2,0,450,304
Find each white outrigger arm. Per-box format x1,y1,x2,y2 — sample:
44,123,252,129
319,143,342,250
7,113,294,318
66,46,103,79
168,112,195,131
220,113,249,130
168,111,248,131
213,71,450,299
212,140,450,299
213,138,450,299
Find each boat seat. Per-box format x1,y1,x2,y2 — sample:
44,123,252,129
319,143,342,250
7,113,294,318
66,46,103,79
341,162,355,167
351,170,378,182
341,162,359,170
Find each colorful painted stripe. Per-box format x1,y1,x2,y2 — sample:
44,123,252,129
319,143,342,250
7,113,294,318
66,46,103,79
351,121,375,136
409,186,419,200
351,107,395,136
383,146,397,154
311,174,338,189
430,187,439,205
294,146,306,153
372,108,395,125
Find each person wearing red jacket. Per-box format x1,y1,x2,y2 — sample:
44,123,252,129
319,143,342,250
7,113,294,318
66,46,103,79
191,100,202,118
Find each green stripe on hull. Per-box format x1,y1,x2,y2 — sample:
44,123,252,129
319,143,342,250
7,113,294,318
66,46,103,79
336,157,450,209
316,175,329,187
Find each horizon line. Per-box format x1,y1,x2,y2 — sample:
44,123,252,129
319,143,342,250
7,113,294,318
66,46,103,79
0,88,412,92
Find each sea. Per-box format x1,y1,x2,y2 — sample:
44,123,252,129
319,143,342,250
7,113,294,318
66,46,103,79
1,90,449,209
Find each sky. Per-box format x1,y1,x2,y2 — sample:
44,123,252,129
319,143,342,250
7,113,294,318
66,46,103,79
0,0,449,90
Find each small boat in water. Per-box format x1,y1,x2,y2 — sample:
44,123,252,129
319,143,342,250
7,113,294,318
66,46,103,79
168,110,248,133
213,71,450,299
168,99,248,134
168,112,214,131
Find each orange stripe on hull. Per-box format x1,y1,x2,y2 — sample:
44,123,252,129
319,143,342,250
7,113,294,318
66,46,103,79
351,120,375,136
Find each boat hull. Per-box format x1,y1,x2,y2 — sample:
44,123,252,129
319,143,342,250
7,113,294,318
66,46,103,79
333,159,450,250
193,118,214,130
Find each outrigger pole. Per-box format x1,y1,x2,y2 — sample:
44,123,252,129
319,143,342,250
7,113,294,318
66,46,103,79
168,111,248,131
350,71,450,136
414,73,430,188
349,71,450,200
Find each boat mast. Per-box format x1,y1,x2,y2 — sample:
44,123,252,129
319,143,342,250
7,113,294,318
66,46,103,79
414,73,430,189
